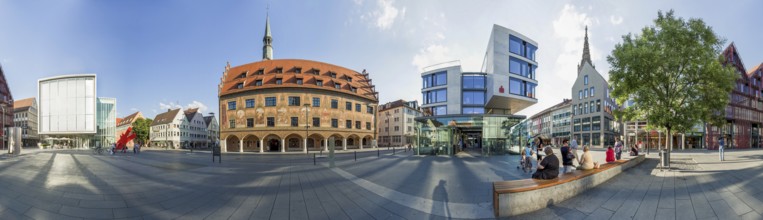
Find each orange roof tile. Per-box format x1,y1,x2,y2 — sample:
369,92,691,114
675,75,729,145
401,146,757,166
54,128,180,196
12,97,34,110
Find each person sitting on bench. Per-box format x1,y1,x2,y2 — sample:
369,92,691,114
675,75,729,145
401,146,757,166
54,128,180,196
532,147,559,180
578,146,600,170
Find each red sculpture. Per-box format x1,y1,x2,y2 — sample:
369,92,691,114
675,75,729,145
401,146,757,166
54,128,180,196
116,127,136,151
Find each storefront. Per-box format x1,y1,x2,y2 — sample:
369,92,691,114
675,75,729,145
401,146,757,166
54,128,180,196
414,114,524,156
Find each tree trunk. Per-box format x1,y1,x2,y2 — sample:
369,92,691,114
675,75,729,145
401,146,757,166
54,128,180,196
667,127,672,153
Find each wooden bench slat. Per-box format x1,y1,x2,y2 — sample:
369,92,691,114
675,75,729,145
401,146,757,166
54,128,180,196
493,159,629,193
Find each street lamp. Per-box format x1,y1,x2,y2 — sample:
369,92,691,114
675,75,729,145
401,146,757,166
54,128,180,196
386,111,391,148
304,103,311,154
369,103,378,148
1,103,6,151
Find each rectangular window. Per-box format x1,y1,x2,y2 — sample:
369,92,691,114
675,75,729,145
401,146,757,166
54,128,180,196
331,100,338,109
394,126,399,131
291,117,299,127
462,75,486,89
346,120,352,128
312,97,320,107
247,118,254,128
422,71,447,88
276,79,282,85
316,80,323,86
330,72,337,78
590,87,595,97
245,99,255,108
355,121,361,129
265,97,277,106
462,91,485,105
366,122,371,130
592,133,601,146
313,117,320,127
526,82,536,98
267,117,275,127
596,100,601,112
296,79,303,85
463,107,484,114
228,101,236,110
355,103,361,112
423,89,447,104
367,106,374,114
509,78,524,95
288,97,300,106
255,80,262,86
295,68,302,73
584,102,589,114
347,77,352,82
236,83,243,89
579,90,583,99
229,119,235,128
331,119,338,128
582,117,591,131
346,102,352,110
509,35,523,55
509,57,534,79
433,106,447,116
592,116,601,131
573,118,581,132
589,101,595,113
335,83,341,89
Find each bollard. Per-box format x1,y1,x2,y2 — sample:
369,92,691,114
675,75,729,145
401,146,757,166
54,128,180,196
377,149,380,157
354,151,357,161
393,147,395,155
313,153,316,165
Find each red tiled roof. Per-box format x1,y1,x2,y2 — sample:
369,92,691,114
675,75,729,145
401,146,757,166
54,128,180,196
12,97,34,110
117,111,143,127
151,109,181,126
219,59,378,102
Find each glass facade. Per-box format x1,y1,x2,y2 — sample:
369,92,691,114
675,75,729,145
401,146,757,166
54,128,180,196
509,57,535,79
462,91,485,105
509,77,536,98
462,75,485,89
414,115,523,156
509,35,537,60
423,71,447,88
95,97,116,147
423,89,447,104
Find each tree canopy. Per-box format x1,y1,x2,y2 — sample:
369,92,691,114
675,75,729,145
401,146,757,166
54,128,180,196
607,10,737,150
132,118,153,145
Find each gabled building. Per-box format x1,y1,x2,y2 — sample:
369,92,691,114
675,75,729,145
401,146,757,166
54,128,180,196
116,111,144,146
204,113,219,148
13,98,36,147
183,108,208,148
378,100,421,147
0,65,12,150
570,27,619,148
149,108,184,148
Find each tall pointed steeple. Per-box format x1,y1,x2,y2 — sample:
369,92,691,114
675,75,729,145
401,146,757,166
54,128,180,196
580,26,592,67
262,9,273,60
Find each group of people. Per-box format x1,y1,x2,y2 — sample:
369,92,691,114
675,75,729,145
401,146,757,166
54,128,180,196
526,137,637,180
110,143,142,155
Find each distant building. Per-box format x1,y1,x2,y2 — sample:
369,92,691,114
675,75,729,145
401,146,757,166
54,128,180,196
204,113,219,148
13,98,39,147
116,111,144,146
527,99,571,147
0,65,12,150
378,100,421,147
570,27,619,148
96,97,117,147
149,108,210,149
415,24,537,156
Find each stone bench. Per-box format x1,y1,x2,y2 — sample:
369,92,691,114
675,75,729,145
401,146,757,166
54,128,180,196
492,154,645,217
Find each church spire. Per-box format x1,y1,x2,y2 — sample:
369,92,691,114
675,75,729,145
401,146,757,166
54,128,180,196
262,8,273,60
581,26,592,67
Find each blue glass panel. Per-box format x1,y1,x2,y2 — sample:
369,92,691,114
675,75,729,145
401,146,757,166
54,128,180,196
462,91,485,105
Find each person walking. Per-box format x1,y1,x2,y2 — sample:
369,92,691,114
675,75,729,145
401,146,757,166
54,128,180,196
570,137,580,165
614,137,623,160
719,137,725,161
560,140,574,174
535,137,543,161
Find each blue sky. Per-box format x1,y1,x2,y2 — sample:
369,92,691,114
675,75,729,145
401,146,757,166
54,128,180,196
1,0,762,119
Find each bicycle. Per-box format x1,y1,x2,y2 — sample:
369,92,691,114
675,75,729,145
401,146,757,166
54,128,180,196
92,146,105,155
519,156,533,173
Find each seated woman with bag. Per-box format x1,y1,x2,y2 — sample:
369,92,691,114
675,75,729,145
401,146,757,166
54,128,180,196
578,146,600,170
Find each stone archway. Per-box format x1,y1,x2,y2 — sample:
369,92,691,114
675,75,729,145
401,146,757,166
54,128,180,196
329,134,344,150
308,133,325,151
225,135,240,152
363,135,374,148
285,134,303,152
347,134,360,149
263,134,282,152
243,135,259,152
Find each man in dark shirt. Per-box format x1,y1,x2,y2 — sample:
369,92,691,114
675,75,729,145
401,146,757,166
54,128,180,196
532,147,560,180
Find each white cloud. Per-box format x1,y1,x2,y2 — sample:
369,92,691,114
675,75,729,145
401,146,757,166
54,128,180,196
129,107,139,112
158,102,182,110
352,0,363,5
371,0,401,30
186,100,208,113
411,44,453,71
610,15,623,25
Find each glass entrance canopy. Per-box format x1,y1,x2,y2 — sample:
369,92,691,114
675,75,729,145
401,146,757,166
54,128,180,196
413,114,525,156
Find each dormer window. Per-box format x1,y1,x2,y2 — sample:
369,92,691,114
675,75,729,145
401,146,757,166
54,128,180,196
351,87,357,93
294,67,302,73
275,67,283,73
235,83,244,89
254,80,263,86
238,71,247,79
347,76,353,82
316,80,323,86
335,83,341,89
330,72,337,78
256,69,264,75
296,79,303,85
312,69,320,75
276,78,283,85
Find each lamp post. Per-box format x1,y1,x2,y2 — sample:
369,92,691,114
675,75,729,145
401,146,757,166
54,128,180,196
304,103,311,154
1,103,6,151
369,103,378,148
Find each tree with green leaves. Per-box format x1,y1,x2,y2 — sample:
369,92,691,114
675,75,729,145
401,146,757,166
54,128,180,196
608,10,737,153
132,118,153,146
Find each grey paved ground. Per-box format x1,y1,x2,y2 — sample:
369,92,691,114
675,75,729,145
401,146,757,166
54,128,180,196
0,147,761,219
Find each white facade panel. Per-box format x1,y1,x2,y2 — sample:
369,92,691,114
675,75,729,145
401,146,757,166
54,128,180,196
38,74,97,134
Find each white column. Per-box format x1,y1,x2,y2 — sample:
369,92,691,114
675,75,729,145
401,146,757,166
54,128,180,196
259,139,264,153
239,139,243,153
323,139,328,151
281,139,286,152
360,139,364,150
343,138,347,151
303,138,308,153
221,141,227,152
681,134,685,150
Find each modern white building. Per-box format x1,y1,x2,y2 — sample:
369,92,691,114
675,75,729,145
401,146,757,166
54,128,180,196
38,74,104,148
415,24,538,156
378,100,421,147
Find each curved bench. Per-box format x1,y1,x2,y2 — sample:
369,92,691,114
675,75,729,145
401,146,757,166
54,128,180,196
493,154,645,217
